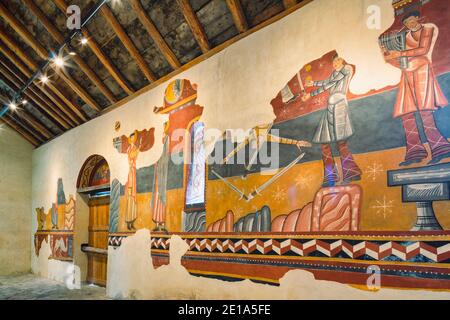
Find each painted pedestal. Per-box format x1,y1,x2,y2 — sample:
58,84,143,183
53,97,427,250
388,163,450,231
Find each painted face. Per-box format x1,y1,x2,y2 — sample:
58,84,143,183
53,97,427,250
403,16,420,30
129,133,137,144
333,57,344,70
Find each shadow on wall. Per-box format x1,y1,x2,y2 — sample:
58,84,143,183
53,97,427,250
106,229,450,300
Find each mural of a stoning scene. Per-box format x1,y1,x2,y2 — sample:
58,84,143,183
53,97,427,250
35,0,450,290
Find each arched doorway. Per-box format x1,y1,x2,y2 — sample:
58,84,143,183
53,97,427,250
77,155,110,287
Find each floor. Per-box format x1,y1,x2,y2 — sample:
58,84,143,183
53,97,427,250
0,273,109,300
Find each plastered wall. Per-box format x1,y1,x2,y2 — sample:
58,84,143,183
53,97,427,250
31,0,450,299
0,126,33,275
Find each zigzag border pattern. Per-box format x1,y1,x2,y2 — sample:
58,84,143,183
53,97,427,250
150,237,450,264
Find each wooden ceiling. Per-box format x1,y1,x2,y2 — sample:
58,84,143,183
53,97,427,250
0,0,309,147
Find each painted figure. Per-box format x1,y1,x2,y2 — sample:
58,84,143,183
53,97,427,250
302,54,362,186
36,207,46,230
114,128,155,230
152,79,205,232
383,11,450,166
51,203,58,229
151,123,170,232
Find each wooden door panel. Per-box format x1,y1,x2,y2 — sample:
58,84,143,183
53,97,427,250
88,196,109,287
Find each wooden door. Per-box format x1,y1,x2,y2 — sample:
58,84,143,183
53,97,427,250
87,196,109,286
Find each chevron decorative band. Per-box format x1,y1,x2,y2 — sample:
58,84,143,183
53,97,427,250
107,232,450,288
150,236,450,264
109,235,128,247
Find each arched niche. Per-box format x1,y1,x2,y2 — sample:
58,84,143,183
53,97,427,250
75,155,111,286
77,154,111,193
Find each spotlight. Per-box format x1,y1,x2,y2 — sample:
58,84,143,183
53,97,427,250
40,75,49,84
54,56,64,67
67,44,77,56
80,37,88,45
9,102,17,111
22,99,28,105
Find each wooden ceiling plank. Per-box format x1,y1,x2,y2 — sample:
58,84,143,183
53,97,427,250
22,0,117,104
0,36,79,127
226,0,248,33
100,4,156,82
102,0,314,116
0,3,100,115
17,110,53,139
0,27,86,124
0,2,48,59
0,46,73,129
6,112,46,142
0,57,70,130
283,0,298,9
130,0,181,69
0,67,56,138
176,0,211,53
0,116,40,146
53,0,135,96
82,29,135,95
0,87,53,140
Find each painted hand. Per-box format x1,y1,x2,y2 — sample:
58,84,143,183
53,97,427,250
302,93,311,102
296,141,312,148
385,50,401,60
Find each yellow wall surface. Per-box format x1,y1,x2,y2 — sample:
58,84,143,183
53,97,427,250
0,126,33,275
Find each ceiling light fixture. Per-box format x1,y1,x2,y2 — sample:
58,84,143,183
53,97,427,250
40,75,49,84
0,0,109,121
54,56,65,68
9,102,17,111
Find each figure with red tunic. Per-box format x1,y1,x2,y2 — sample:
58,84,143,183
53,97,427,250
383,11,450,166
152,79,204,232
114,128,155,230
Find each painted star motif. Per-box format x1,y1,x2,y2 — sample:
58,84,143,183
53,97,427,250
295,174,313,189
272,186,285,202
371,196,394,219
215,188,226,197
366,162,384,182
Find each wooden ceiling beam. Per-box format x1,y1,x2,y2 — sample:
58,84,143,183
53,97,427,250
0,2,99,115
22,0,117,104
53,0,135,96
0,26,85,125
283,0,298,9
0,67,56,139
100,4,156,82
130,0,181,69
176,0,211,53
226,0,248,33
80,29,136,95
0,92,53,141
0,40,79,128
0,46,73,129
6,112,46,143
0,116,40,146
0,88,47,143
0,2,48,58
15,110,53,139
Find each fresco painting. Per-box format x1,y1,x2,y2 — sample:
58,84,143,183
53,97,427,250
114,128,155,230
36,0,450,291
34,179,75,261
